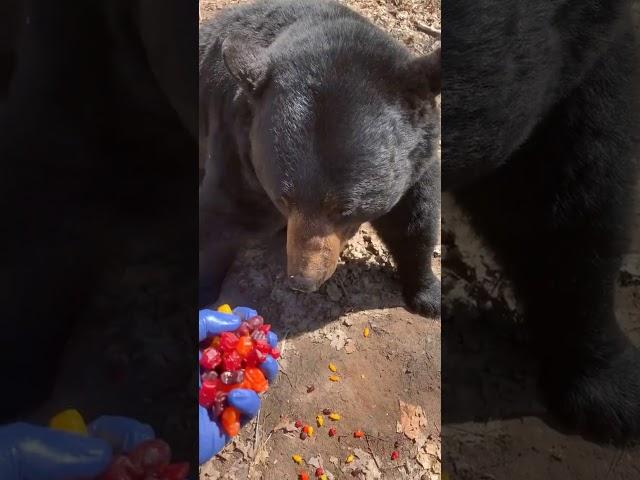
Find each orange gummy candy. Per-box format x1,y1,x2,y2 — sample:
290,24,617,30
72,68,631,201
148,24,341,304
236,336,253,357
244,367,269,393
221,407,241,436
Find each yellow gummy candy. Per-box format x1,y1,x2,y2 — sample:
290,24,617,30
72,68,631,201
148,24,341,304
328,413,341,421
328,363,337,372
363,327,370,337
217,304,233,314
345,454,355,463
316,415,324,427
292,454,303,464
320,475,328,480
329,375,340,382
49,409,87,435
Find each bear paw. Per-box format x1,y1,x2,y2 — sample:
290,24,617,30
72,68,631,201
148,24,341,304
542,344,640,444
404,277,441,318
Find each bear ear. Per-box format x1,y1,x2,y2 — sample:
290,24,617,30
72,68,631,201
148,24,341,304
221,33,269,94
402,46,441,98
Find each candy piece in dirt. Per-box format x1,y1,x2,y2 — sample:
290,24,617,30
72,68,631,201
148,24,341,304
300,431,308,440
244,367,269,393
303,425,314,436
363,327,370,337
322,408,331,415
319,475,327,480
236,336,253,357
219,332,240,352
353,430,364,438
217,304,233,314
328,375,340,382
49,409,88,435
315,467,324,477
328,427,337,437
316,415,324,427
391,450,399,460
345,454,354,464
98,454,143,480
220,406,241,436
295,420,303,428
328,413,341,421
299,472,309,480
292,454,304,464
222,350,242,371
128,439,171,473
328,363,337,372
198,380,218,408
200,347,222,370
161,462,190,480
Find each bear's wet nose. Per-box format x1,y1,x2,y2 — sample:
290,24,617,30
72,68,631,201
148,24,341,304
286,275,319,293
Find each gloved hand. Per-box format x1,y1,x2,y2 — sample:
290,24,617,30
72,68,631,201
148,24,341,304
198,307,278,465
0,416,154,480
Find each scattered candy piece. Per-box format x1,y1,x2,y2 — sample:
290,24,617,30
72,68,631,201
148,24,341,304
319,475,327,480
300,431,308,440
299,472,309,480
217,304,233,314
316,415,324,427
292,454,304,465
315,467,324,477
328,375,340,382
49,409,88,435
328,363,337,372
295,420,303,428
328,427,337,437
322,408,332,415
354,430,364,438
302,425,314,436
307,385,315,393
363,327,370,337
345,454,354,464
391,450,399,460
328,413,341,421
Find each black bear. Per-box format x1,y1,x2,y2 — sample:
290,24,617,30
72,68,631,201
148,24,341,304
443,0,640,442
199,0,441,316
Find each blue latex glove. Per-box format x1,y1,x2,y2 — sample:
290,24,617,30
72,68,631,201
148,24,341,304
198,307,279,465
0,416,154,480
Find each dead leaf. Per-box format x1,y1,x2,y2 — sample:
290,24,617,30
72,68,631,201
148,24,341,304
397,400,427,440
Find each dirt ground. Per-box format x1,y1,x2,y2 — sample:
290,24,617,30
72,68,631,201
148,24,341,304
199,1,442,479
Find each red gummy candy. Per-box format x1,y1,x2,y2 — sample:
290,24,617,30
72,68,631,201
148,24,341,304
270,348,281,359
198,380,218,408
219,332,239,352
315,467,324,477
160,462,190,480
236,335,253,357
254,341,271,354
391,450,399,460
237,321,251,337
258,324,271,334
244,348,267,367
199,348,221,370
98,454,143,480
328,427,337,437
222,350,242,371
246,316,264,330
295,420,303,428
128,439,171,474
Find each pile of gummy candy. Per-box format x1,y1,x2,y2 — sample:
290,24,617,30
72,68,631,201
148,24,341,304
199,306,280,436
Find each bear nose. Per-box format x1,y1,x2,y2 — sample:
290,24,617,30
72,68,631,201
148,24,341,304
286,275,319,293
